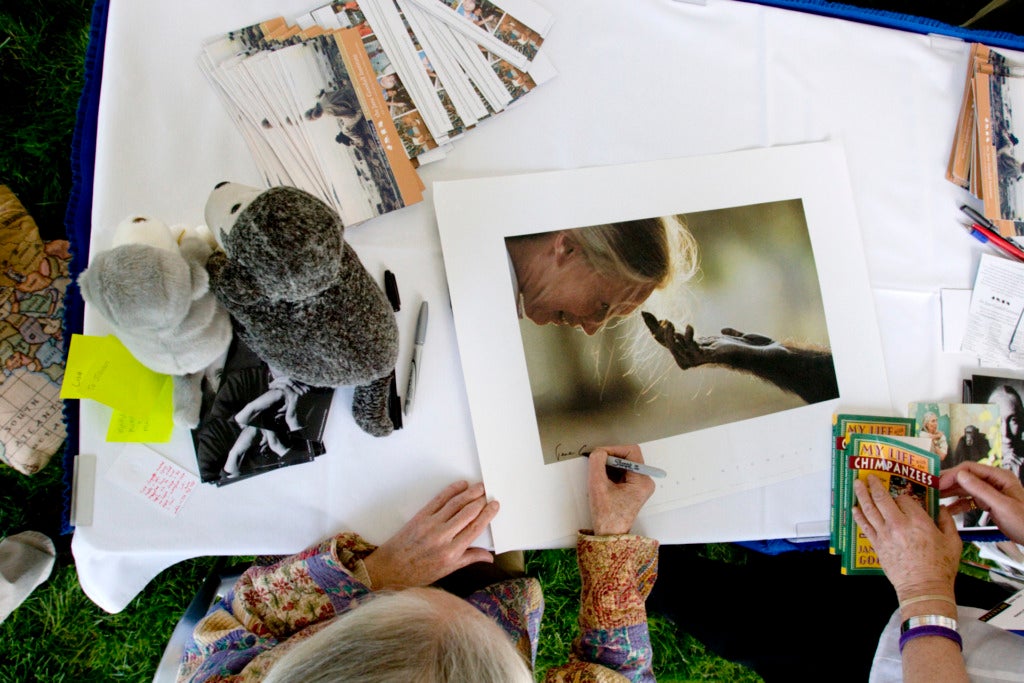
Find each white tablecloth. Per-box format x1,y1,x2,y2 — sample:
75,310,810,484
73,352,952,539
72,0,1011,613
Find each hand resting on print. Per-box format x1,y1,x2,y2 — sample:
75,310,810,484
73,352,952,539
641,311,839,405
363,480,499,590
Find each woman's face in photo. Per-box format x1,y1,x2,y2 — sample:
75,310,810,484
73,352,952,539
521,253,654,335
924,415,938,433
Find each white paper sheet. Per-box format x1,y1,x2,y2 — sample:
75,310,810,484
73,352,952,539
434,141,891,551
941,288,973,353
962,253,1024,368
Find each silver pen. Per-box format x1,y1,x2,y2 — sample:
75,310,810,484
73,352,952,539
604,455,667,478
404,301,429,415
581,450,667,478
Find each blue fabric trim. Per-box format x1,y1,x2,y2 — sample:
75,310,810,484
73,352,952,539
735,0,1024,51
740,530,1008,555
60,0,108,535
736,539,827,555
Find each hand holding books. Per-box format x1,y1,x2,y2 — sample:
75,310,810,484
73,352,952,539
852,474,962,605
853,462,1024,675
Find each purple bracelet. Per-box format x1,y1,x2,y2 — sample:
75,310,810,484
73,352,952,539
898,625,963,653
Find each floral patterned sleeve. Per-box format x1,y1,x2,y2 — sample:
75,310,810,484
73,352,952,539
546,533,659,683
176,533,377,683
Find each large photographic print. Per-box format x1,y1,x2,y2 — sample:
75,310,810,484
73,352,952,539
509,200,837,465
435,142,891,551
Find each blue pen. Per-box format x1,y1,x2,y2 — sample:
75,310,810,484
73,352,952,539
962,223,1024,261
964,223,996,248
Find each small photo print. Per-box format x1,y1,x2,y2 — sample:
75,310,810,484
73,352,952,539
191,336,333,486
492,59,535,100
968,373,1024,485
909,399,1004,530
908,401,1002,468
988,49,1024,221
493,12,542,59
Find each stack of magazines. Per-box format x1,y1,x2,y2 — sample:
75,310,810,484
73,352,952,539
947,43,1024,237
200,0,556,226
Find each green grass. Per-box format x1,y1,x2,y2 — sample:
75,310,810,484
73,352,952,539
525,548,762,682
0,559,220,682
0,0,92,240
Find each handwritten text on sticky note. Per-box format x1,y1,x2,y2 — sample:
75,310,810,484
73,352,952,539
61,334,170,418
106,378,175,443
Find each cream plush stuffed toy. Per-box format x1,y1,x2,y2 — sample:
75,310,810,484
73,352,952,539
78,215,233,428
203,182,399,437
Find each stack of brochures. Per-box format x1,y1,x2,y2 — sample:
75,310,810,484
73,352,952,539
947,43,1024,237
199,0,557,227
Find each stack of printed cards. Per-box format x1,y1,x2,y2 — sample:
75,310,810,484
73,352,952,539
199,0,556,226
947,43,1024,237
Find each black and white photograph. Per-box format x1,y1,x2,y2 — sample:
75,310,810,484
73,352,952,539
967,373,1024,487
191,336,334,486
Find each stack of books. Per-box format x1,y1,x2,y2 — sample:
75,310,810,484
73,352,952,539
830,414,938,575
199,0,556,226
947,43,1024,238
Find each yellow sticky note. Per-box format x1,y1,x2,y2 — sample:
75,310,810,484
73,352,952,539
61,334,170,418
106,378,174,443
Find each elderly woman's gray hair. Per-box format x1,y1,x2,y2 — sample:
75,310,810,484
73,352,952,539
261,587,534,683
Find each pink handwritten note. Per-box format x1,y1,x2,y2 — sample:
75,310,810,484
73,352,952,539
105,444,199,516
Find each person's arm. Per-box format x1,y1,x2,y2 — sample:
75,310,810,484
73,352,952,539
642,312,837,404
549,446,657,683
179,481,499,682
852,475,966,683
178,532,378,682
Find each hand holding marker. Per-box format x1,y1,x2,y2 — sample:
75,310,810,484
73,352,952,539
582,448,666,479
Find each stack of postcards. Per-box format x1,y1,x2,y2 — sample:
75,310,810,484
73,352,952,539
199,0,556,226
947,43,1024,238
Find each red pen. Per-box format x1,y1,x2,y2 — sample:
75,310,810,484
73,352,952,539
960,205,1024,261
964,222,1024,261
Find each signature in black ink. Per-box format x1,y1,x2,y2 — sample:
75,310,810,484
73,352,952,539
553,443,591,461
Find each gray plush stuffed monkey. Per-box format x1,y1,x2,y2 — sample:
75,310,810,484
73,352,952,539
78,216,233,428
204,182,398,437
